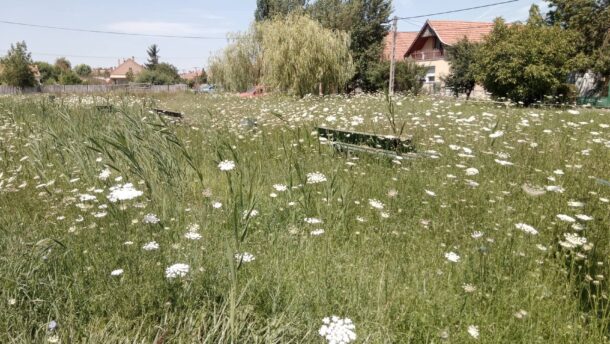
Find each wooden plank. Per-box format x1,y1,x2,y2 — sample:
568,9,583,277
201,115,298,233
153,108,183,118
316,126,414,153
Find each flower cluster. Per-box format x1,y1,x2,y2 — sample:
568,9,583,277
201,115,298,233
319,316,356,344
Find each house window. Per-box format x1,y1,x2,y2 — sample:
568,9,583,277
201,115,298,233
434,38,442,50
426,67,436,83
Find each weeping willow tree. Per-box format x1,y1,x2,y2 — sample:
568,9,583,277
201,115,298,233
208,27,262,92
257,14,355,96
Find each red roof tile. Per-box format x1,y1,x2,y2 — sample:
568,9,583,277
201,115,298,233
427,20,494,46
382,32,418,60
110,58,144,78
404,20,494,57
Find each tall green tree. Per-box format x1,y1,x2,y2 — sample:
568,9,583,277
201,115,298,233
477,15,578,105
208,27,262,92
258,14,354,96
146,44,160,69
366,59,426,94
136,62,181,85
74,64,92,77
344,0,392,90
54,57,71,72
444,38,480,99
255,0,308,21
547,0,610,75
35,61,60,84
0,41,36,87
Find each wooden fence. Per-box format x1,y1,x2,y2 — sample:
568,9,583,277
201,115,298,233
0,83,189,95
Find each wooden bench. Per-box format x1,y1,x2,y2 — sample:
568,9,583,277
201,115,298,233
153,108,183,118
316,126,415,159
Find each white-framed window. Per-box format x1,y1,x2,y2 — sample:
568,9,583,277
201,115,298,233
425,67,436,83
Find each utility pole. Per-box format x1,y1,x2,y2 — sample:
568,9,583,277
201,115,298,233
389,16,398,96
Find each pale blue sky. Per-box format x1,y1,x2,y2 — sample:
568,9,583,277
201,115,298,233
0,0,547,72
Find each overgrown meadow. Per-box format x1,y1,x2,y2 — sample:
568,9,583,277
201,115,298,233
1,92,610,343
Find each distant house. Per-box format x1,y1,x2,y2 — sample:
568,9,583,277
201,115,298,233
403,20,493,86
30,65,41,85
179,70,204,83
109,58,144,84
382,32,418,61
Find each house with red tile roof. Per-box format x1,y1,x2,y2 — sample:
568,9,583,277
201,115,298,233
403,20,494,86
382,32,418,61
109,58,144,84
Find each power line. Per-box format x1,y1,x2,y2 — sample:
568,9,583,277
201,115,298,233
0,19,227,40
395,0,519,21
31,52,208,60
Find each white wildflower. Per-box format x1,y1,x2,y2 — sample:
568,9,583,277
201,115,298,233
494,159,514,166
304,217,323,224
489,131,504,138
165,263,190,279
307,172,327,184
465,168,479,176
319,316,356,344
467,325,480,339
98,168,111,180
218,160,236,172
110,269,124,276
556,214,576,223
142,241,159,251
310,229,325,236
235,252,256,263
368,199,384,210
471,231,484,239
273,184,288,192
107,183,143,202
79,194,96,202
515,223,539,235
184,231,202,240
143,213,160,224
444,251,460,263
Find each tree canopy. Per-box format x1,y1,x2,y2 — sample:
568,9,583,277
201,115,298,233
0,41,36,87
547,0,610,75
258,14,355,96
208,27,262,92
146,44,160,69
253,0,391,91
477,15,578,105
74,64,92,77
136,62,181,85
444,38,480,99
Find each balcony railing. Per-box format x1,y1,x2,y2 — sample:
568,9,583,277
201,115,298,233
410,50,444,61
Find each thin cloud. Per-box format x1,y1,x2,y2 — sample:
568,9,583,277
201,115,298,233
106,21,228,36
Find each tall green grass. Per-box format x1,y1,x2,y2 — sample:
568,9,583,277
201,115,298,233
0,93,609,343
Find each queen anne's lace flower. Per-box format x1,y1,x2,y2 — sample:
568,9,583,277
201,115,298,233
107,183,143,202
143,213,160,224
515,223,538,235
368,199,384,210
165,263,190,279
319,316,356,344
444,251,460,263
235,252,255,263
142,241,159,251
307,172,327,184
218,160,236,171
467,325,480,339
